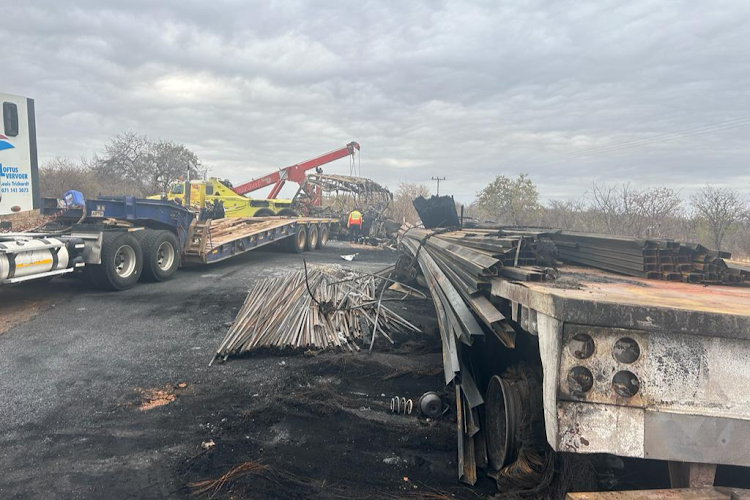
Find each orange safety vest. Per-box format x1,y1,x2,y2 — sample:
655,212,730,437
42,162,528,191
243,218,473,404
348,210,362,227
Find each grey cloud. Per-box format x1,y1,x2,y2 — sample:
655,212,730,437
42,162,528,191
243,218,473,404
2,0,749,202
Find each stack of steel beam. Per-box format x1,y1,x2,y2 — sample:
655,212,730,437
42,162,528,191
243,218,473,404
398,226,552,372
550,231,746,284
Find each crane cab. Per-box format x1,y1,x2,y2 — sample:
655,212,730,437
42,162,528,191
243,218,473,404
152,179,296,218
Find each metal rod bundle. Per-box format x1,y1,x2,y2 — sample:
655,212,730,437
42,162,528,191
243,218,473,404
211,268,421,364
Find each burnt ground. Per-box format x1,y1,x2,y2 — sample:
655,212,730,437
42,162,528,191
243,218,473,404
0,242,494,500
1,241,748,500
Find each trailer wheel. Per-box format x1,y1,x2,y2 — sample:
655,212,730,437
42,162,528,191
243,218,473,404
305,224,319,251
90,232,143,291
485,375,522,470
285,225,307,253
137,230,181,282
318,225,329,248
254,208,275,217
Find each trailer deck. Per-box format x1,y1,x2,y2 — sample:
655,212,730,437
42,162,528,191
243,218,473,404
491,265,750,336
184,216,339,264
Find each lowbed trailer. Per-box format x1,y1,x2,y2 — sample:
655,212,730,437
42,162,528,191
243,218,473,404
1,196,337,290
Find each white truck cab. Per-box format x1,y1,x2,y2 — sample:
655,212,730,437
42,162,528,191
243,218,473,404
0,92,40,215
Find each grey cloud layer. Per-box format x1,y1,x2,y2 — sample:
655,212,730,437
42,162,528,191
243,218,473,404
3,0,749,201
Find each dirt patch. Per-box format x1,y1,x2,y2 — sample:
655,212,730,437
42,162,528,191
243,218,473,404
138,383,189,411
0,297,46,334
0,279,79,335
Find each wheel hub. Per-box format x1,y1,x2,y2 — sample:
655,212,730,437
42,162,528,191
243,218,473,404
114,245,137,278
156,241,175,271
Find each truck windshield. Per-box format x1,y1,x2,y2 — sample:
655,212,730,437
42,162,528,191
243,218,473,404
170,184,184,194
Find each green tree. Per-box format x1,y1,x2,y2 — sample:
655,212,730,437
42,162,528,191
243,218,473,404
475,173,541,225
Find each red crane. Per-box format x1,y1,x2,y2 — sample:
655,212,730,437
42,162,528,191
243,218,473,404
232,142,361,198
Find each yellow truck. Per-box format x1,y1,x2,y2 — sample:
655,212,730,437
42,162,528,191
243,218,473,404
151,178,297,217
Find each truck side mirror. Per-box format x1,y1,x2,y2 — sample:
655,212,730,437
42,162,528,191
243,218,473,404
3,102,19,137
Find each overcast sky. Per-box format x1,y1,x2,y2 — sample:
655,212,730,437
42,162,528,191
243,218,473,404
3,0,749,202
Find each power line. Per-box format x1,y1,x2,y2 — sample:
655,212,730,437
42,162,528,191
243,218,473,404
521,115,750,167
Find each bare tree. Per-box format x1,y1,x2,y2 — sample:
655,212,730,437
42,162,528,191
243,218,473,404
691,185,747,251
391,181,430,224
589,182,681,237
543,199,586,230
39,158,104,199
91,133,203,196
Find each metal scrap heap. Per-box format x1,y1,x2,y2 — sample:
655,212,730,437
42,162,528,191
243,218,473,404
211,267,421,363
398,225,557,484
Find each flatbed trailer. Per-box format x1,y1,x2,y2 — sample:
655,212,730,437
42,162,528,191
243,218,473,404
478,265,750,488
1,196,338,290
184,216,338,264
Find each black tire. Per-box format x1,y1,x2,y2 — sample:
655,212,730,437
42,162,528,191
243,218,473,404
135,230,181,282
277,208,298,217
318,225,329,248
305,224,319,251
254,208,275,217
90,232,143,291
285,225,307,253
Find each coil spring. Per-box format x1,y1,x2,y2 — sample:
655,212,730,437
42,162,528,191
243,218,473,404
390,396,413,415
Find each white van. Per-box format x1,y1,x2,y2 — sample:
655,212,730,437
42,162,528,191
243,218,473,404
0,92,39,215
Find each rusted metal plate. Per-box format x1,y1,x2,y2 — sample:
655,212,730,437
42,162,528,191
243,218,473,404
566,488,738,500
491,268,750,340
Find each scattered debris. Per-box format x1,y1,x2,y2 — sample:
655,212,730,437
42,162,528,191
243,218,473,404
138,387,177,411
412,195,460,228
211,267,422,363
340,253,358,261
188,460,269,497
418,392,443,417
390,396,414,415
200,439,215,450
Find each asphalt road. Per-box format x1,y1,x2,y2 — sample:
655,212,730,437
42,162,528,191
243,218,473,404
0,242,411,499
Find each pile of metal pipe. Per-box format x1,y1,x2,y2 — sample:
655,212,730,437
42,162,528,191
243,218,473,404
211,268,421,364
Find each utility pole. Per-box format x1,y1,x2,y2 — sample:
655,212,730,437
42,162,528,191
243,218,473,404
431,176,446,196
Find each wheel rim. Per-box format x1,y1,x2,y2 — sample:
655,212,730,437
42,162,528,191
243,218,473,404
309,227,318,248
156,241,175,271
485,375,521,470
114,245,137,278
297,229,306,248
320,227,328,246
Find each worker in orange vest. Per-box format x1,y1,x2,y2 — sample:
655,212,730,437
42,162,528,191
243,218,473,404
348,208,363,242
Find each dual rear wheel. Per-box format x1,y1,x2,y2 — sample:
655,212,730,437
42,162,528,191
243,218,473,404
83,229,180,291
